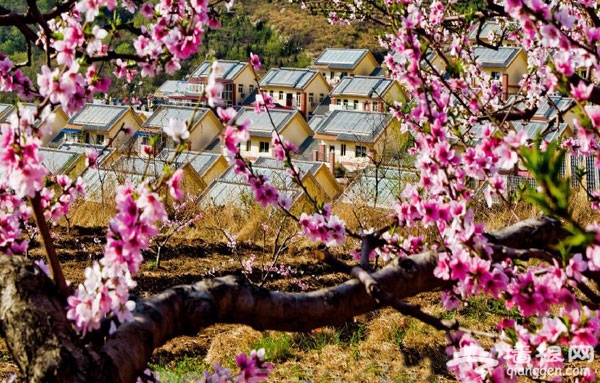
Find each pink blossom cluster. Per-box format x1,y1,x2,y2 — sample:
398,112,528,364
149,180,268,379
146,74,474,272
375,1,600,380
41,174,85,224
0,54,34,100
201,349,273,383
0,117,47,199
0,186,30,255
299,204,346,247
67,181,166,334
447,304,600,382
271,131,297,162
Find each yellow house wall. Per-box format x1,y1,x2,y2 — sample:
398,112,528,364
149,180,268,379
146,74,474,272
42,109,69,146
331,82,405,112
313,166,341,200
188,112,223,152
300,174,327,202
201,156,229,186
317,137,372,168
233,66,256,105
353,55,378,76
241,138,271,159
279,113,313,148
304,76,331,114
106,111,143,148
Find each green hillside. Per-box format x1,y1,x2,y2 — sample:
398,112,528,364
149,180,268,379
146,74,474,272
0,1,383,100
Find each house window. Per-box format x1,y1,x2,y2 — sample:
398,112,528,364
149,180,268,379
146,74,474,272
343,99,349,109
355,145,367,158
319,93,324,103
246,140,251,152
341,144,347,156
329,145,335,153
238,84,244,95
296,92,301,106
491,71,502,80
249,84,255,93
341,72,348,78
269,90,274,98
259,141,269,153
309,93,314,106
336,99,341,105
353,100,358,110
223,83,233,106
330,71,334,80
279,91,284,100
96,134,104,145
372,102,379,112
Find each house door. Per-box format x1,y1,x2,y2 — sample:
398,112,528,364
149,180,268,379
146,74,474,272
286,93,293,107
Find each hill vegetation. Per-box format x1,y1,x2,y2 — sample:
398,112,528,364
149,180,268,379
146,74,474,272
0,0,382,102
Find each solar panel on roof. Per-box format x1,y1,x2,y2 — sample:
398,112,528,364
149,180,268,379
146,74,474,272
70,105,127,127
315,49,368,69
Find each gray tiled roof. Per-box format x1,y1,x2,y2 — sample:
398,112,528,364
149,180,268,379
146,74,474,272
57,143,114,165
110,156,166,178
313,48,370,70
142,105,210,130
190,60,248,81
511,121,568,142
534,96,574,120
159,149,222,176
0,104,33,122
200,162,302,206
342,166,418,209
253,157,322,177
473,46,522,68
330,76,394,98
313,110,391,143
469,22,505,41
82,169,147,202
0,103,12,118
503,95,575,121
156,80,192,95
68,104,130,131
233,107,297,137
259,68,318,89
39,148,79,174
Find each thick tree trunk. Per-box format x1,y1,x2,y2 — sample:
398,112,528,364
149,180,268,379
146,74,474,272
0,217,568,383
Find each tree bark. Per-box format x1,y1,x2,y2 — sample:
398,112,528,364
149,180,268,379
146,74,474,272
0,217,567,383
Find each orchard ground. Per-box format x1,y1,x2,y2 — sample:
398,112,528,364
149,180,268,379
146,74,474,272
0,193,599,382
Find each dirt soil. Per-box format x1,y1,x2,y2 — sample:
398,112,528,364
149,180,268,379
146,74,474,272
0,225,359,381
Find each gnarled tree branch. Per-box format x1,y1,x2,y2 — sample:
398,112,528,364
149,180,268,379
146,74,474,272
0,217,570,383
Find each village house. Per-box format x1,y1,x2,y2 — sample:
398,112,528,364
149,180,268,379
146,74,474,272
54,104,143,148
341,166,418,210
152,80,197,107
200,157,340,209
253,157,341,201
137,105,223,154
158,149,229,187
109,155,205,197
38,147,85,176
473,46,528,100
0,103,69,147
188,60,255,107
310,110,401,170
233,107,313,160
311,48,380,85
468,21,518,46
258,68,330,116
327,76,404,113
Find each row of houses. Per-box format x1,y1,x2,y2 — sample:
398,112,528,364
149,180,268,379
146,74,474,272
13,28,598,215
